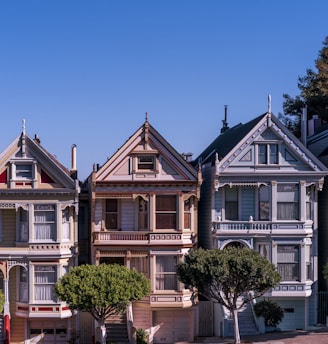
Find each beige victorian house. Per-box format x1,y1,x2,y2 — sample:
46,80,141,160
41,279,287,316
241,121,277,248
84,116,202,343
0,122,79,343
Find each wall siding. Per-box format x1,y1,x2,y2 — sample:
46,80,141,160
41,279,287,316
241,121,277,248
1,209,16,246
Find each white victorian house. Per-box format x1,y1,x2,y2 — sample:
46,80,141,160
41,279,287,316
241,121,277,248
194,109,328,335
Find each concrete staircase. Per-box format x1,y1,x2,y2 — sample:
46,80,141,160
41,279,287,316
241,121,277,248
238,300,259,336
105,313,129,344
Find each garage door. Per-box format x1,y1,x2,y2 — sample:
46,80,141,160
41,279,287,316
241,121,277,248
153,310,191,343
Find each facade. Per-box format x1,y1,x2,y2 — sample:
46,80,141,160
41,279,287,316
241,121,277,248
195,110,328,334
0,124,80,343
84,117,201,343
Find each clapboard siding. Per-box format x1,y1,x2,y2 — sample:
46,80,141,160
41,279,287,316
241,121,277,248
1,209,16,246
120,199,134,231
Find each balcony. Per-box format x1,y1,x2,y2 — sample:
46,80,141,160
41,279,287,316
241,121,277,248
150,290,194,308
93,230,194,246
212,220,313,236
265,282,313,298
16,302,73,318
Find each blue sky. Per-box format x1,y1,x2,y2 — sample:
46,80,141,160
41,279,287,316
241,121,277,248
0,1,327,180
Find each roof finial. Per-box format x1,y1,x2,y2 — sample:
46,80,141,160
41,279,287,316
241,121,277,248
145,112,148,123
22,118,26,136
268,94,272,114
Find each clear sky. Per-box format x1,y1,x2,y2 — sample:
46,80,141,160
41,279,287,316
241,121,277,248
0,1,327,180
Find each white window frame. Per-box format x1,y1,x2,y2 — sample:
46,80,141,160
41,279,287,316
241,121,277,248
155,255,178,291
33,204,56,241
33,265,57,302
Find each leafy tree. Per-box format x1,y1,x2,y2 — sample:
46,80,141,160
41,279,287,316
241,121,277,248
279,36,328,136
253,299,284,327
55,264,150,344
176,247,281,344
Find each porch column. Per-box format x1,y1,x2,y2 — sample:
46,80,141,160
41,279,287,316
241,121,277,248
3,277,10,344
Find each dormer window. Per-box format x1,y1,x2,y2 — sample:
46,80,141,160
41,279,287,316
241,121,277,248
10,160,37,188
16,164,32,180
258,143,278,165
137,155,155,172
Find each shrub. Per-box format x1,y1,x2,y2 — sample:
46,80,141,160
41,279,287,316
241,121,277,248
254,300,284,327
136,328,149,344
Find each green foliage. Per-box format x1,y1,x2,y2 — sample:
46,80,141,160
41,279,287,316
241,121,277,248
176,247,281,344
0,290,4,313
280,36,328,135
254,300,284,327
55,264,150,323
176,247,281,304
136,328,149,344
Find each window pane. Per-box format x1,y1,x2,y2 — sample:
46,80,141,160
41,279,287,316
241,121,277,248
156,196,176,229
277,245,299,281
258,145,267,164
34,266,56,301
277,202,298,220
138,198,148,230
138,156,155,170
155,256,177,290
105,199,118,229
34,205,56,240
270,144,278,164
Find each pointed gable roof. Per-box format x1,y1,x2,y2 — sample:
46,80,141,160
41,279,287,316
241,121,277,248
95,118,198,182
195,112,328,174
0,129,77,189
195,114,266,165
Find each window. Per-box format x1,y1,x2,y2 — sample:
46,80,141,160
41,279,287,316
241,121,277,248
258,144,278,165
277,245,299,281
62,207,70,240
259,186,270,220
225,187,238,220
34,265,56,301
306,186,314,220
34,204,56,241
131,256,149,278
138,198,148,230
19,266,28,302
184,199,191,229
155,255,178,290
277,184,299,220
155,195,177,229
105,199,118,230
16,164,33,180
137,155,155,172
18,208,28,242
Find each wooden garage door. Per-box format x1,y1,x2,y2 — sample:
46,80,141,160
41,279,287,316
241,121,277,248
153,310,191,343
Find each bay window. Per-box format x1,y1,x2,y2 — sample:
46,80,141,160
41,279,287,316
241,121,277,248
277,245,299,281
155,255,178,290
62,207,70,240
155,195,177,229
34,265,56,301
34,204,56,241
18,207,28,242
277,184,299,220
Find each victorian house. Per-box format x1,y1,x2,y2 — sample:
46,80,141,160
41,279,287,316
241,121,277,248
84,116,201,343
194,107,328,335
0,122,80,343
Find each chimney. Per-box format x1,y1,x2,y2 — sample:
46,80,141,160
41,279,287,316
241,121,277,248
70,144,77,179
221,105,229,134
308,115,322,137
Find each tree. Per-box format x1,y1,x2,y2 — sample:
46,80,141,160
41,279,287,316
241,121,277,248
176,247,281,344
279,36,328,136
253,300,284,327
55,264,150,344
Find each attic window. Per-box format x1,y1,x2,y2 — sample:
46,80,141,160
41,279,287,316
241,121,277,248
258,144,278,165
16,164,32,180
137,155,155,172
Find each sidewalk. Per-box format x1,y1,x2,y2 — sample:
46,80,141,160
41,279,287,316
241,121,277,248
192,326,328,343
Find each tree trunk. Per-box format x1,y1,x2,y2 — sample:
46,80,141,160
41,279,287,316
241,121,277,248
96,318,107,344
232,308,241,344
